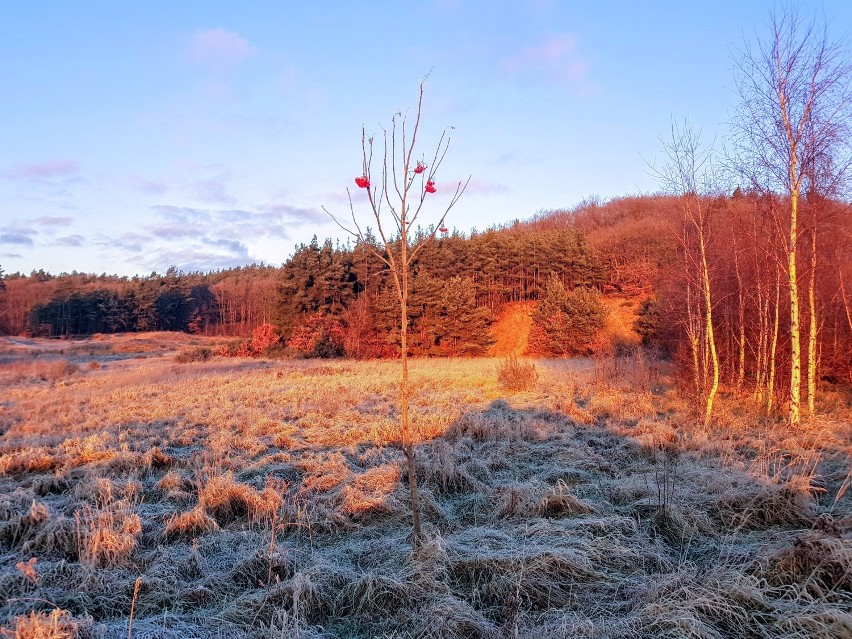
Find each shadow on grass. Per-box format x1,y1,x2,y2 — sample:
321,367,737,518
0,375,849,638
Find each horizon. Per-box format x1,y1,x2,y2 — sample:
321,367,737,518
2,1,850,277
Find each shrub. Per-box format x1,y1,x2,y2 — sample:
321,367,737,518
164,507,219,540
174,346,212,363
634,298,661,347
249,323,281,353
42,359,78,382
214,323,283,358
497,354,538,392
213,340,244,357
287,313,344,358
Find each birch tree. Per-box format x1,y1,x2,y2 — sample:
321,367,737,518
658,122,720,426
733,7,852,426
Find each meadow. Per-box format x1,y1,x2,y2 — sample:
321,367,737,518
0,334,850,638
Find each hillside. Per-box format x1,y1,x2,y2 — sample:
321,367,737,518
488,302,535,357
487,296,643,357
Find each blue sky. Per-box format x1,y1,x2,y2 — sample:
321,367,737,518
1,1,849,277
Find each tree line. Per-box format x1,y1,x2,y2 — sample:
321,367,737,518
0,227,605,357
0,265,279,338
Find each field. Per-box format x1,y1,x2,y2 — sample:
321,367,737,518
1,334,851,638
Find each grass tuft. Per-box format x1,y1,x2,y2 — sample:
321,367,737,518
164,507,220,540
497,354,538,392
174,346,213,363
4,608,86,639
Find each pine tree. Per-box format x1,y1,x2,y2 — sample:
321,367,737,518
434,276,493,355
530,276,606,355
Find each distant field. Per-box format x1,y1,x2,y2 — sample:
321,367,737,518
1,334,850,638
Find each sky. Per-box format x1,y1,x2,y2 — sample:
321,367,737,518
1,1,850,277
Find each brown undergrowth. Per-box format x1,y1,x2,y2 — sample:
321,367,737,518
0,334,850,637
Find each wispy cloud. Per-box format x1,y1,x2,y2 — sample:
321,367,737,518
152,203,323,242
56,234,84,247
150,223,203,240
86,201,324,273
0,232,35,246
35,216,74,226
189,28,257,69
94,232,147,254
504,35,594,92
191,172,235,205
128,176,169,195
257,202,326,224
202,237,249,255
140,246,254,273
460,178,509,196
6,160,80,181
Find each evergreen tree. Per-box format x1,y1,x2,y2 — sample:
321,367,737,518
434,276,493,355
530,276,607,355
634,299,661,347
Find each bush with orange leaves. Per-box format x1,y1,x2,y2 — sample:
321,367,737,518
287,312,344,358
215,322,282,357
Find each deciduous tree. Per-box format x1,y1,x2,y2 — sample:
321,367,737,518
324,80,469,547
733,6,852,426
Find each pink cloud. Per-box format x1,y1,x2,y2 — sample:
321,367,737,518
504,35,593,90
190,28,257,68
35,216,74,226
510,36,579,69
7,160,80,180
56,234,84,247
462,178,509,196
191,173,235,205
128,176,168,195
150,223,203,240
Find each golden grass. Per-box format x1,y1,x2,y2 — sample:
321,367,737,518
164,507,219,540
0,333,850,638
74,497,141,568
2,608,85,639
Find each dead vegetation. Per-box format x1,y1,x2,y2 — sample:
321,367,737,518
497,354,539,392
0,334,850,637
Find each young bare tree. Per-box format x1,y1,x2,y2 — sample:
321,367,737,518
324,81,469,547
733,6,852,427
657,122,720,426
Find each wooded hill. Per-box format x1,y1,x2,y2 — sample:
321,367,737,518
0,220,606,357
1,192,850,384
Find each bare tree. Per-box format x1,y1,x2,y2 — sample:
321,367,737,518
732,6,852,427
324,80,469,547
656,121,720,425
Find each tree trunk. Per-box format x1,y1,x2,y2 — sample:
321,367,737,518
807,224,818,416
754,271,768,405
788,184,802,427
698,216,719,426
400,209,422,548
767,269,781,415
734,249,746,391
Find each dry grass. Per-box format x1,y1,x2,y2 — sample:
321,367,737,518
0,333,850,638
164,507,219,539
74,496,141,568
497,354,539,392
2,608,87,639
174,346,213,364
